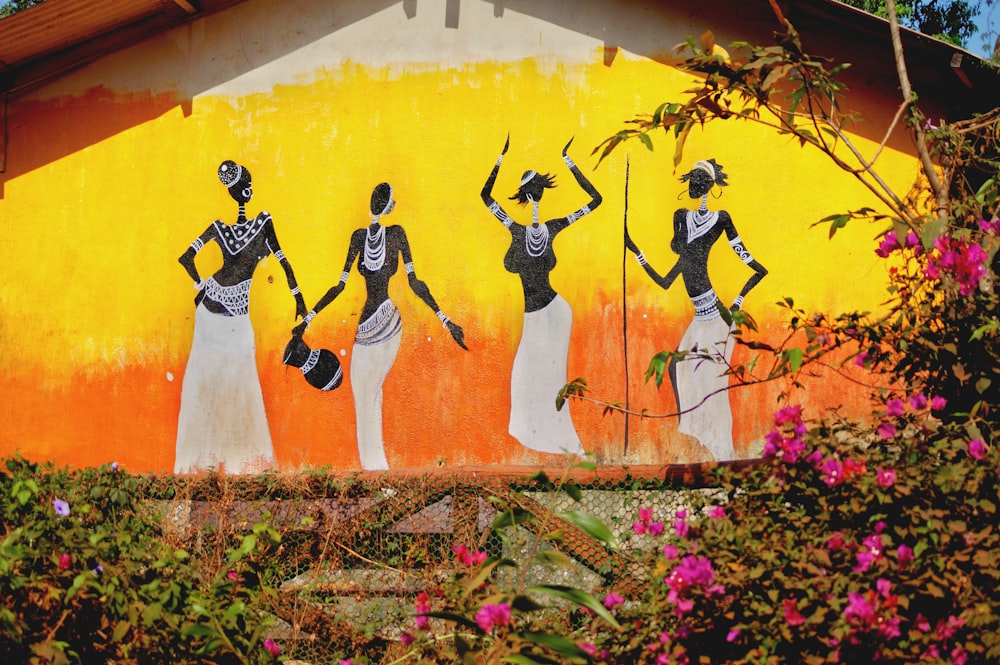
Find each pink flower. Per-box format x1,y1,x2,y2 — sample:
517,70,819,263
951,646,969,665
633,520,648,535
930,395,947,410
58,553,72,570
896,544,914,566
603,591,625,609
662,543,679,559
853,351,869,368
638,507,654,522
877,421,897,440
968,438,987,460
875,231,900,258
263,638,281,656
876,467,896,488
820,457,844,487
783,599,806,626
707,505,726,519
226,568,244,583
908,393,928,410
400,631,415,646
884,399,905,417
978,218,1000,234
855,533,886,572
726,628,741,642
453,544,488,567
474,602,511,633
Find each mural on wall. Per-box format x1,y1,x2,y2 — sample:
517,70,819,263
174,161,308,474
480,137,603,455
292,182,467,470
625,159,768,461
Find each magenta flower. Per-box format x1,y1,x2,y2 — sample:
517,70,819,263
662,543,679,559
415,591,432,630
855,533,886,572
952,646,969,665
453,544,487,567
475,602,511,633
400,631,415,646
884,399,905,417
908,393,927,410
875,231,900,258
707,505,726,519
968,438,987,460
930,395,947,410
633,520,648,535
896,544,914,566
820,457,844,487
783,599,806,626
876,467,896,488
58,553,72,570
52,499,70,517
853,351,869,367
876,421,897,440
603,590,625,609
638,507,654,522
262,638,281,656
726,628,741,642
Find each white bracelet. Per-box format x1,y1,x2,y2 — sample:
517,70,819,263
436,310,450,327
635,252,648,266
732,295,745,309
563,155,576,169
340,271,349,284
194,279,205,291
290,286,300,296
303,310,316,325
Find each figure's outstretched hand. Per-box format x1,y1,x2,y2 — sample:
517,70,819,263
501,133,510,155
447,321,468,350
562,137,575,157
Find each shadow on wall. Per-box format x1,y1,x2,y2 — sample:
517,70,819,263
1,0,953,191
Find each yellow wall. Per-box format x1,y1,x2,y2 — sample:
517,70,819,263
0,0,917,472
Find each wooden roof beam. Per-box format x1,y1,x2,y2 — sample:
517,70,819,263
172,0,199,13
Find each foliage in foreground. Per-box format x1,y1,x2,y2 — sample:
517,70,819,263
0,458,283,664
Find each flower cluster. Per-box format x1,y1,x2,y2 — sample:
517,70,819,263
762,405,808,463
664,555,724,616
923,234,989,297
453,544,488,567
474,602,512,633
874,229,921,258
842,579,901,642
633,506,664,535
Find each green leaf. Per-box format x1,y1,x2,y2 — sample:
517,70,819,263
522,631,590,658
491,508,533,530
638,133,654,151
558,510,619,550
785,347,804,373
527,585,621,628
562,482,582,502
503,654,558,665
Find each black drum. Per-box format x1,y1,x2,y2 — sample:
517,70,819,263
283,334,343,391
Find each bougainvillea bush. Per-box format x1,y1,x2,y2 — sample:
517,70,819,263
0,458,283,664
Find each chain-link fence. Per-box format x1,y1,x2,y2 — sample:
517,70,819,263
139,462,757,664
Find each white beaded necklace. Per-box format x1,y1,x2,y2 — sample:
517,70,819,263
524,201,549,257
687,195,719,243
364,221,386,271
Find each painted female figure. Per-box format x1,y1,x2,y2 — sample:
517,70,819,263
294,182,466,470
175,160,307,473
480,137,602,455
625,159,767,461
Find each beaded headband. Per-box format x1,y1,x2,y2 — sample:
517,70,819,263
520,170,538,186
218,162,243,188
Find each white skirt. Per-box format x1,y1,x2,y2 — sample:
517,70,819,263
174,304,275,473
509,295,584,455
673,315,736,461
350,301,403,470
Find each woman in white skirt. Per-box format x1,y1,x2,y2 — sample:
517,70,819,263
294,183,467,470
480,137,602,455
625,159,767,461
175,160,307,473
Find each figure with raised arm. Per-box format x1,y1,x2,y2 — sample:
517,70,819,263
175,160,307,473
293,183,466,470
625,159,767,461
480,137,602,454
